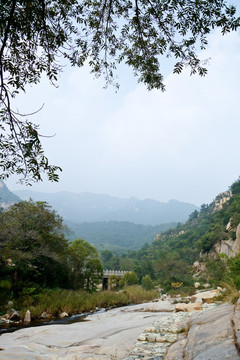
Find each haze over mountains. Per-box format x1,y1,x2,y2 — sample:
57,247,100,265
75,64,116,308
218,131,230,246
0,182,199,251
13,189,198,226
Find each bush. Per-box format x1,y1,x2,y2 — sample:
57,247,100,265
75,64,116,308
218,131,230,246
119,271,138,287
123,285,158,303
141,275,154,290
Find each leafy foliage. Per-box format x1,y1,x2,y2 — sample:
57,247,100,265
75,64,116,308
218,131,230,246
230,177,240,195
0,200,103,299
68,239,103,290
141,275,154,290
120,271,139,286
1,0,239,182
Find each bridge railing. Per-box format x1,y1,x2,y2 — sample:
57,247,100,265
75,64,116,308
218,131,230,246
103,270,128,277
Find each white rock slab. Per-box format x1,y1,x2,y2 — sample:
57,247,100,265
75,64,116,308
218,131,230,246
0,302,170,360
140,300,175,312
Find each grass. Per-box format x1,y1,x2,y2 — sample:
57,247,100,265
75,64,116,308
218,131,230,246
18,286,158,320
215,280,239,304
122,285,158,304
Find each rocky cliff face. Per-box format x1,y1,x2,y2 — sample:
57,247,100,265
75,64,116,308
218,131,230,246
0,180,20,209
213,190,232,212
214,223,240,258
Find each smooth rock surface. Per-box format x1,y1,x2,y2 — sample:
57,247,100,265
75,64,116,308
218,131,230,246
142,300,175,312
169,303,240,360
0,302,170,360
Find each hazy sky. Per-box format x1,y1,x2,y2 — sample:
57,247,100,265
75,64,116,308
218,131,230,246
5,29,240,206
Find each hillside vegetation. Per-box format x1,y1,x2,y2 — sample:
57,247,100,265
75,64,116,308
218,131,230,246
103,178,240,294
65,220,178,253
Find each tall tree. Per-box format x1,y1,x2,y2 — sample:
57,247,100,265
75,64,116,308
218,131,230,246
68,239,103,290
1,0,239,182
0,200,69,294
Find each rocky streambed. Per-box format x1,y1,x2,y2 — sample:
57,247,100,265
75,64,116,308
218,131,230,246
125,302,240,360
0,290,240,359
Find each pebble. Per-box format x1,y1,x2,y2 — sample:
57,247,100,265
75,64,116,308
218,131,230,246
124,302,218,360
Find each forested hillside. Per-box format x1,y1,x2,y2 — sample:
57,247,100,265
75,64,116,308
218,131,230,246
103,178,240,293
65,220,178,252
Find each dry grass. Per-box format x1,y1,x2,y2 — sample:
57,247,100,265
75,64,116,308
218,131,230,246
215,280,239,304
19,286,158,320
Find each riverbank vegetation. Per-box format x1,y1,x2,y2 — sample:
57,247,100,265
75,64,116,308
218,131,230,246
0,200,103,305
1,286,158,321
0,200,158,320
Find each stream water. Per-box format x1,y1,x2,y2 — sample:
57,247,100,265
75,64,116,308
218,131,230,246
0,308,106,335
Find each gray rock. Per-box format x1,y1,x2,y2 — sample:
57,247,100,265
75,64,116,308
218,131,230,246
146,333,156,342
24,310,31,323
184,303,239,360
9,311,20,321
143,300,175,312
165,338,187,360
59,312,68,318
40,311,52,319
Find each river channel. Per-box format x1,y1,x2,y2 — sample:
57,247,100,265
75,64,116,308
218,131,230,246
0,308,106,335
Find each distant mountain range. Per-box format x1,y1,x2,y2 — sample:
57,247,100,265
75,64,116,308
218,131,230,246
13,189,198,226
0,181,21,209
0,183,199,252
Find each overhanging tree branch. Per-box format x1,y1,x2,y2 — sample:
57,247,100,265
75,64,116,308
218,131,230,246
0,0,239,183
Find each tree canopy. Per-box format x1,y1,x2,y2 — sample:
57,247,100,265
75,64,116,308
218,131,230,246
0,200,103,295
1,0,239,183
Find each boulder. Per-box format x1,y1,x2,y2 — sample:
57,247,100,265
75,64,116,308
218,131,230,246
155,334,178,343
146,333,156,342
165,338,187,360
9,311,20,321
194,282,200,289
226,220,232,231
145,326,156,332
40,312,52,319
175,303,202,312
143,300,175,312
137,334,146,341
59,312,69,318
194,289,219,304
24,310,31,323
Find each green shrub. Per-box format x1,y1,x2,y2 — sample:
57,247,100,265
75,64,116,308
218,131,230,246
119,271,138,287
141,275,154,290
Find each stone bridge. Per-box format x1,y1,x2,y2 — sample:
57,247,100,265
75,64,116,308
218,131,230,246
102,270,129,290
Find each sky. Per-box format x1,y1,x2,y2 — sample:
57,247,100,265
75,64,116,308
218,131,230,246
5,28,240,207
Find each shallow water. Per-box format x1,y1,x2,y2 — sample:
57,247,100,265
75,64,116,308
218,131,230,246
0,308,106,335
